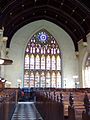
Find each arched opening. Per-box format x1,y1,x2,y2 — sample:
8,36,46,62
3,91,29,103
84,53,90,88
23,29,62,88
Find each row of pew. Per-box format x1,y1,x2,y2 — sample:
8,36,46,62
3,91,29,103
35,88,90,120
0,88,18,120
0,88,90,120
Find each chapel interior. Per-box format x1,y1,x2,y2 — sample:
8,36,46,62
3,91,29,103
0,0,90,120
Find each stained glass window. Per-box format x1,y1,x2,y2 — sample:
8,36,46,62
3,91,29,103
35,55,40,69
30,47,32,53
57,56,61,70
57,48,60,54
46,72,51,87
24,29,62,88
41,48,43,54
25,54,29,69
30,72,34,87
36,47,39,53
30,55,34,69
41,72,45,87
41,55,45,69
52,72,56,87
35,72,40,87
57,72,61,88
24,70,29,87
46,55,50,70
51,48,53,54
52,55,56,70
33,48,35,53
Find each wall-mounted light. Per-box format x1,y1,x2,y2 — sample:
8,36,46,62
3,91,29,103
73,75,78,79
5,81,11,88
73,75,79,88
0,59,4,64
17,79,22,88
0,77,7,82
0,58,13,65
1,79,6,83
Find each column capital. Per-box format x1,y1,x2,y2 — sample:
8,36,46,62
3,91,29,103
1,37,8,42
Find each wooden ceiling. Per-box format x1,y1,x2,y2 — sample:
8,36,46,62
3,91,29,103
0,0,90,51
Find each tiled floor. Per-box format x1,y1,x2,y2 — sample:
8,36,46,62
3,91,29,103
11,102,43,120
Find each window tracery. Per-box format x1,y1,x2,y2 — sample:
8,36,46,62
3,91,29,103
24,29,62,88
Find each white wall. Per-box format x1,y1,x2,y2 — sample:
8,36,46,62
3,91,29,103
4,20,78,88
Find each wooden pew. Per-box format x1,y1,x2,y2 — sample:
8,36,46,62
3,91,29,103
0,97,4,120
36,88,90,120
35,90,64,120
82,92,90,120
51,90,89,120
0,88,18,120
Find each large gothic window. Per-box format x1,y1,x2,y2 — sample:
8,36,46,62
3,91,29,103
24,29,62,88
84,54,90,88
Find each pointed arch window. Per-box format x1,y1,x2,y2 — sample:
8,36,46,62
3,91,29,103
35,72,40,87
46,55,50,70
26,48,29,52
30,47,33,53
52,55,56,70
57,48,60,54
84,54,90,88
54,48,56,54
24,29,62,88
30,55,34,69
52,72,56,87
41,55,45,70
57,72,61,88
24,70,29,87
41,72,45,87
51,48,53,54
25,54,29,69
33,48,35,53
30,72,34,87
24,70,29,80
35,55,40,69
46,72,51,87
57,55,61,70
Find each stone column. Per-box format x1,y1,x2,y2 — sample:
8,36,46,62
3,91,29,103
0,28,8,77
78,39,87,88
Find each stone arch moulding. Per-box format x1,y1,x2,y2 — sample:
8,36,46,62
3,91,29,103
8,20,76,88
82,51,89,88
23,20,74,54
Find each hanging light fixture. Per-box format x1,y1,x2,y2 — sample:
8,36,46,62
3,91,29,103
0,58,13,65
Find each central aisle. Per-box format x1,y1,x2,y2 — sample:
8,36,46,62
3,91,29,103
11,102,43,120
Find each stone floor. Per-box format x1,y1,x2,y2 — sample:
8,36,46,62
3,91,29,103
11,102,43,120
